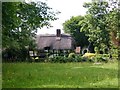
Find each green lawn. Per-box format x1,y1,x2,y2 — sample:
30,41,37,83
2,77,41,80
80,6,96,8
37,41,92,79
2,61,118,88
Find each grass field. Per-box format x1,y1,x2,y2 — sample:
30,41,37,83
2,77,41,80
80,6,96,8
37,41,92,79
2,61,118,88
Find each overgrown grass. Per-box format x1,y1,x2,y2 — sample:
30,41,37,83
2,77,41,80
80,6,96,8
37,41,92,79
2,61,118,88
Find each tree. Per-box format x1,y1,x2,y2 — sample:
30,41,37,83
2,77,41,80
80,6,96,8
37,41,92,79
63,16,89,49
2,2,58,49
80,0,110,53
2,2,59,60
106,0,120,60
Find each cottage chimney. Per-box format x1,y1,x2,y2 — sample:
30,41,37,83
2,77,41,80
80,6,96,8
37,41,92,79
56,29,61,40
56,29,61,37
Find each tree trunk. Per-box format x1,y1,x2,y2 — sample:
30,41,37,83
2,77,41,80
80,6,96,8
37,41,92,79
111,31,120,60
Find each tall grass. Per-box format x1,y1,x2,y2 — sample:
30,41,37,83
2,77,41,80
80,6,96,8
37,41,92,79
2,61,118,88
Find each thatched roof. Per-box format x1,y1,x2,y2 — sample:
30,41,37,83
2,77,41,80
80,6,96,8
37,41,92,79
36,34,75,50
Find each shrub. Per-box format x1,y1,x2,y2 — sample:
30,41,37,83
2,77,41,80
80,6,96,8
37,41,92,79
103,54,109,57
74,55,83,62
82,53,96,58
46,53,109,63
94,47,99,54
48,56,67,63
94,55,103,62
68,53,76,58
82,53,109,63
92,54,109,63
48,55,83,63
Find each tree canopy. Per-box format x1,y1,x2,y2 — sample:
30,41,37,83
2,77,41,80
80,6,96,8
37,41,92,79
80,0,120,58
2,1,58,49
63,16,89,48
63,0,120,58
106,0,120,47
2,1,59,61
80,1,110,52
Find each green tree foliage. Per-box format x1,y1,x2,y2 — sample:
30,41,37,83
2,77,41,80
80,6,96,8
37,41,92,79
2,2,58,49
2,2,58,61
106,0,120,47
105,0,120,60
80,0,110,52
81,0,120,59
63,16,89,48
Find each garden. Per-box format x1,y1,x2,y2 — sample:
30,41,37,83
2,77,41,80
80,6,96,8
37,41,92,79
2,50,119,88
2,0,120,89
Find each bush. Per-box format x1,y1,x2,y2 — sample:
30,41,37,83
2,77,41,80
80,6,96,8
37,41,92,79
82,53,96,58
68,53,76,58
48,56,67,63
92,54,109,63
103,54,109,57
48,54,83,63
94,47,99,54
2,48,29,62
74,55,83,62
82,53,109,63
46,53,109,63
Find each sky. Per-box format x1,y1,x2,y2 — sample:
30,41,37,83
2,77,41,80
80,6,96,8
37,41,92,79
32,0,91,34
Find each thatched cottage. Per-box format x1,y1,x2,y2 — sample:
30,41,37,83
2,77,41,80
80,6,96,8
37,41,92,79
36,29,75,51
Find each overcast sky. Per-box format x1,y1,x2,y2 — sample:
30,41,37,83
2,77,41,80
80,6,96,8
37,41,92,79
33,0,91,34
